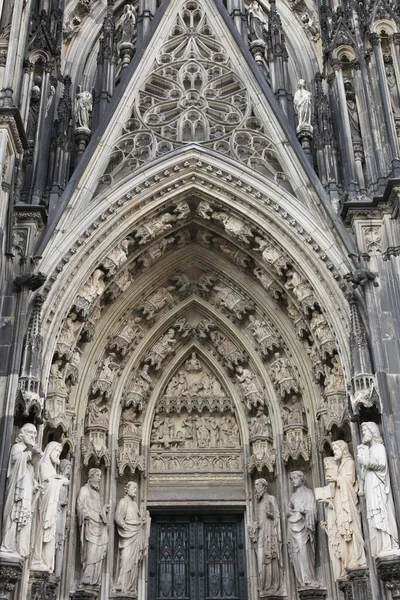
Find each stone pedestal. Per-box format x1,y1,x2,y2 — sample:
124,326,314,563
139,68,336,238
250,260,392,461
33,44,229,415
28,570,59,600
296,124,313,165
298,587,327,600
70,585,100,599
0,554,23,599
376,552,400,599
338,568,372,600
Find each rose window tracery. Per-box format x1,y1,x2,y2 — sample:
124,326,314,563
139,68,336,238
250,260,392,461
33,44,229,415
98,0,286,190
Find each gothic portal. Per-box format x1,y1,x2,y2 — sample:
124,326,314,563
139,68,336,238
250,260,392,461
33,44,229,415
0,0,400,599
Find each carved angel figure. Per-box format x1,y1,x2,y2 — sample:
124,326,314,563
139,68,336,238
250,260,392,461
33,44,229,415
139,286,175,319
213,285,253,319
213,212,253,244
134,213,175,245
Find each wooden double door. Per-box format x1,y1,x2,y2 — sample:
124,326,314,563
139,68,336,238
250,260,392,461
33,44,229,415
147,514,247,600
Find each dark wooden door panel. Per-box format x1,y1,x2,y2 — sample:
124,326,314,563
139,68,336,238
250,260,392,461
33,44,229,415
148,515,247,600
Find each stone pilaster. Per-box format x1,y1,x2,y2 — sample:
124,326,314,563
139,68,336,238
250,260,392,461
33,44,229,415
0,554,23,599
338,568,372,600
27,571,58,600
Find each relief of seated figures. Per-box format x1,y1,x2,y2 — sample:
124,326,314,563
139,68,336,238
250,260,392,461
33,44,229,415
150,410,240,449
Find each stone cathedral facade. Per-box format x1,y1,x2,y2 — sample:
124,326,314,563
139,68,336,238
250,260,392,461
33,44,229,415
1,0,400,599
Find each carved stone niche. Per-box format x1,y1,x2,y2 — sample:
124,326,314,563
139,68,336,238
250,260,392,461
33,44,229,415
108,316,143,357
309,311,336,358
247,406,276,473
72,268,106,321
90,353,119,399
44,359,71,431
123,365,152,412
285,269,318,315
317,389,347,434
116,407,145,477
82,396,110,466
268,352,300,398
350,374,381,418
281,395,311,463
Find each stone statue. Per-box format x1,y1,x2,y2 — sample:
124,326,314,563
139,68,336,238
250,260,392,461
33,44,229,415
213,285,253,319
125,365,152,410
144,329,176,370
287,471,318,588
249,406,272,438
282,394,305,426
344,81,361,141
315,457,341,581
76,268,105,305
213,212,253,244
0,423,43,557
196,200,213,220
236,366,264,409
120,4,136,44
31,442,69,572
324,355,345,392
247,315,279,357
357,422,399,557
329,441,367,577
249,478,282,594
294,80,313,131
55,459,72,578
74,90,93,130
139,286,175,319
248,0,268,42
185,351,202,372
77,468,109,586
114,482,149,594
385,61,400,113
165,371,187,396
269,352,299,397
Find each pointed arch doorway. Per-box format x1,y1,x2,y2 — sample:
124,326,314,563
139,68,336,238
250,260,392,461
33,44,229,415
147,513,247,600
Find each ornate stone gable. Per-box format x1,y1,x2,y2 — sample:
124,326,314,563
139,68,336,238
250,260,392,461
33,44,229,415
98,0,287,191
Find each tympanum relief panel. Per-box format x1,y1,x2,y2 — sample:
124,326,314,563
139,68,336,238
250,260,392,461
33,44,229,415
149,353,242,480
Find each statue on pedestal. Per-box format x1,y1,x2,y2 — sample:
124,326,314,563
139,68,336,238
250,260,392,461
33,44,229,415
287,471,318,588
357,422,399,557
249,478,283,594
31,442,69,572
77,469,109,586
0,423,42,558
328,441,367,577
294,80,313,131
114,481,150,595
315,457,341,581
